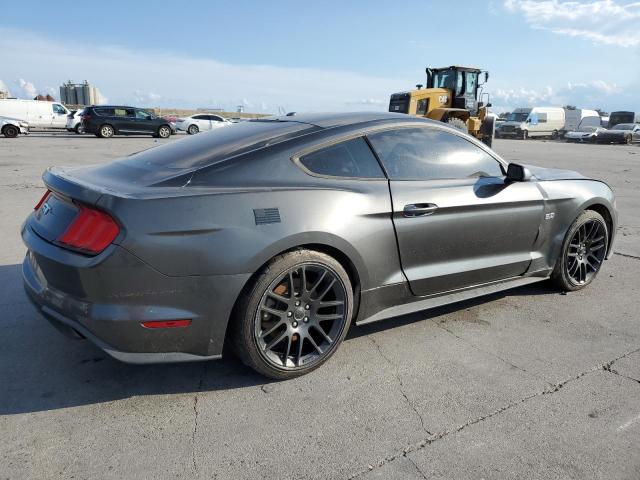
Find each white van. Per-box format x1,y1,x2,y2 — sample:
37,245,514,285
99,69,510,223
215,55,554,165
496,107,565,139
0,99,70,130
561,108,599,137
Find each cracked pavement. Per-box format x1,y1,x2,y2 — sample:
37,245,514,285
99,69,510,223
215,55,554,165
1,135,639,479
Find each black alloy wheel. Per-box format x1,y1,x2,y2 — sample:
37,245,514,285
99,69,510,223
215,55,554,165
552,210,608,291
234,250,353,379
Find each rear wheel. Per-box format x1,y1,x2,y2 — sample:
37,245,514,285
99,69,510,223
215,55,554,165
520,129,528,140
74,123,83,134
233,249,353,379
551,210,608,291
626,135,633,145
446,117,468,133
187,124,199,135
551,130,558,139
2,125,19,138
98,124,114,138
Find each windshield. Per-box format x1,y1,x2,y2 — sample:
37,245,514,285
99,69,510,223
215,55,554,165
432,69,457,91
578,116,601,130
613,124,634,130
506,112,529,122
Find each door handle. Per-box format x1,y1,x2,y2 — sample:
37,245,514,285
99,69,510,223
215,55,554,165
403,203,438,217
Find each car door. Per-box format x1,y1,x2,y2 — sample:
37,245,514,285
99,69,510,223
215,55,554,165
192,115,210,131
367,125,545,297
210,115,225,129
49,103,68,128
133,109,156,133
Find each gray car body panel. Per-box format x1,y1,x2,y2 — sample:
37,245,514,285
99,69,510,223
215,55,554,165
22,112,617,362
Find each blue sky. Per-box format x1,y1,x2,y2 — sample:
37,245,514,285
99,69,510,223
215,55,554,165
1,0,638,113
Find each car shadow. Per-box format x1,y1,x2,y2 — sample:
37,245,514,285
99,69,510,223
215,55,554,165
0,262,560,415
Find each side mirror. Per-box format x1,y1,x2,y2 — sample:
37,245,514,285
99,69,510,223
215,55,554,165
506,163,533,182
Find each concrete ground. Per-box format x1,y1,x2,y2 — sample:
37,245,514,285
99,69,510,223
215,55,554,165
1,133,639,480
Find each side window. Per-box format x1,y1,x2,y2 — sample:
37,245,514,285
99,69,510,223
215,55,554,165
537,113,548,123
299,137,385,179
193,115,207,120
114,108,131,117
52,104,66,114
95,108,114,116
367,127,504,180
416,99,428,116
136,109,151,119
210,115,223,122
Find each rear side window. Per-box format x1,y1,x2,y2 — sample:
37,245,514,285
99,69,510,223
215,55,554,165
94,108,114,116
299,137,385,179
367,127,503,180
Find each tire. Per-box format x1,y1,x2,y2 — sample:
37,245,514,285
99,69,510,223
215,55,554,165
157,125,171,139
74,123,83,134
551,130,558,140
233,249,354,379
187,124,199,135
445,117,468,133
3,125,19,138
520,130,528,140
626,135,633,145
551,210,608,291
98,124,114,138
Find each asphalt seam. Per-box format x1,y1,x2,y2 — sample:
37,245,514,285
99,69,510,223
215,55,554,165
614,252,640,260
191,362,207,475
368,336,432,437
432,320,555,388
347,345,640,480
405,454,429,480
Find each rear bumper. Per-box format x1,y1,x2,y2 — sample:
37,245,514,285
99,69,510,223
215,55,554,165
22,224,250,363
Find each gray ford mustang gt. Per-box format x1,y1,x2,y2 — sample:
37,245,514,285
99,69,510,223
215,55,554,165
22,112,617,378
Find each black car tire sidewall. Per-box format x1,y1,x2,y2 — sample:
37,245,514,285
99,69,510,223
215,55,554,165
3,125,18,138
551,210,608,291
233,249,353,379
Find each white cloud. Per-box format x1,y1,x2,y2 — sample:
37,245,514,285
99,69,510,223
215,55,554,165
16,78,37,98
0,27,409,113
503,0,640,47
491,79,627,112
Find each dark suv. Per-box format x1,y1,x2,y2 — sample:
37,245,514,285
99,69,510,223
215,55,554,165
82,106,174,138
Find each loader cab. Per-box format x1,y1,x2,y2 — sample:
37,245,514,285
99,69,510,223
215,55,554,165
426,66,485,116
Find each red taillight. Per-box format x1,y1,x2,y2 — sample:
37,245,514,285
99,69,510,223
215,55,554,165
58,205,120,254
141,320,192,329
34,190,51,210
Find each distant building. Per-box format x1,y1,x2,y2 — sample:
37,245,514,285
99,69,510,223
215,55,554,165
59,80,102,106
0,91,10,99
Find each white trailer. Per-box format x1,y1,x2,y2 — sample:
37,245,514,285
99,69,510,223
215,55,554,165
561,108,600,137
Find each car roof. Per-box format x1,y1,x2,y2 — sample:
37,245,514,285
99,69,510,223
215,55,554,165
253,111,436,129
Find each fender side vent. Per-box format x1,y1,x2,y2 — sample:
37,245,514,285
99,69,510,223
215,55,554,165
254,208,281,225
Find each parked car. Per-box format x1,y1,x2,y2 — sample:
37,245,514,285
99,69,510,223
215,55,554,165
564,116,602,143
596,123,640,144
81,106,174,138
22,112,617,379
176,113,231,134
0,98,70,130
0,116,29,138
66,109,84,134
496,107,565,139
561,108,599,138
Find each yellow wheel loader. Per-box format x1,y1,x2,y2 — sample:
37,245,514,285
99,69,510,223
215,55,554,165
389,65,495,147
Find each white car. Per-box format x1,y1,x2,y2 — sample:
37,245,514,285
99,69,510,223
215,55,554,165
176,114,231,134
66,109,85,134
0,116,29,138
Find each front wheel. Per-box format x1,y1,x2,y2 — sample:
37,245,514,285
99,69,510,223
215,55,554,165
3,125,19,138
626,135,633,145
233,249,353,379
551,130,558,140
74,124,84,134
157,125,171,138
551,210,608,291
520,130,528,140
187,124,199,135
